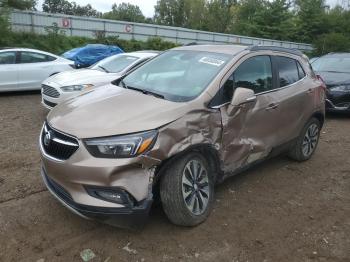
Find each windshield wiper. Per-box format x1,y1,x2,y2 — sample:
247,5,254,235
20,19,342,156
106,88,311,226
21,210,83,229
98,65,109,73
120,80,164,99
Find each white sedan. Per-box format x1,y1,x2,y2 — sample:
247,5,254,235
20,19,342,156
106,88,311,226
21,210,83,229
41,51,159,109
0,48,74,92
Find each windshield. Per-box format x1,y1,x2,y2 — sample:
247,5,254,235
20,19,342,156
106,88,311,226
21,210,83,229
121,50,232,102
312,56,350,73
91,55,139,73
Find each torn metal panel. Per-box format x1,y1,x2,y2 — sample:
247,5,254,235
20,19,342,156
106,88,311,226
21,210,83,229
148,108,223,161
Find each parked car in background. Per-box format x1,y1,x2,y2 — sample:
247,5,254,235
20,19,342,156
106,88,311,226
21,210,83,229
62,44,124,68
312,52,350,112
0,48,74,92
40,45,325,228
41,51,159,109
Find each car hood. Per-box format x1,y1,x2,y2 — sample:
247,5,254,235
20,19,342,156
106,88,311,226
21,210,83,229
45,69,121,86
316,71,350,87
47,85,189,138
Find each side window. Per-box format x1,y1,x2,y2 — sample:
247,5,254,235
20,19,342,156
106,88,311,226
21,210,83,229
0,52,16,64
46,55,57,62
209,56,272,107
19,52,52,63
233,56,273,94
276,56,299,87
297,61,306,79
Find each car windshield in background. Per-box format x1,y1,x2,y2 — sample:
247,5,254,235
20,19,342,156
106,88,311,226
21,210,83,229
91,55,138,73
121,50,232,102
312,56,350,73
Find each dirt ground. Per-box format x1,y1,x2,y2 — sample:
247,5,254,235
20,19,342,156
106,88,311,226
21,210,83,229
0,92,349,262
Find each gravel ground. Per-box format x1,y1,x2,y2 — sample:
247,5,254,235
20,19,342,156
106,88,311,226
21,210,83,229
0,92,349,262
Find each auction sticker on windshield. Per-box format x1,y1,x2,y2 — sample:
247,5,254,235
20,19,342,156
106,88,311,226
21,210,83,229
199,57,226,67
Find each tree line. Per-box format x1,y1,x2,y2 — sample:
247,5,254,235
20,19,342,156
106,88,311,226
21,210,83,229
2,0,350,55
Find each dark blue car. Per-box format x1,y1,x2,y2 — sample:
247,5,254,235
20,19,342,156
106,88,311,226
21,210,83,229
62,44,124,68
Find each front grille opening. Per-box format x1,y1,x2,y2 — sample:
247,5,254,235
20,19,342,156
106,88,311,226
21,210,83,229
41,123,79,160
43,99,57,108
42,84,60,98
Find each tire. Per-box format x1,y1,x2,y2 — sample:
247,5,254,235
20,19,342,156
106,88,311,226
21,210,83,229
288,117,321,162
160,152,214,226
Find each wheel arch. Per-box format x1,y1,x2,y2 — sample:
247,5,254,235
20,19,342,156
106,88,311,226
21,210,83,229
154,144,223,185
311,111,325,128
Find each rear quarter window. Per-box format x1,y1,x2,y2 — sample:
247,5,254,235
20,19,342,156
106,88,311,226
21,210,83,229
20,52,57,63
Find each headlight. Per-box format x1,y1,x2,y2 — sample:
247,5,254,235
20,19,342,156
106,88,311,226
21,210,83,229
84,130,158,158
60,84,94,92
329,85,350,92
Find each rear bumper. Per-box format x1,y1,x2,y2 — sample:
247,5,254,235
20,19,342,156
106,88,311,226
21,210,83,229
41,168,153,228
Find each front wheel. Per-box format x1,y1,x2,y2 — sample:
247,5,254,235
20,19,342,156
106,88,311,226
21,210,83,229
160,152,214,226
288,118,321,161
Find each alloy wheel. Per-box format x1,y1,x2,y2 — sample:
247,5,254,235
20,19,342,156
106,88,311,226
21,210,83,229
302,123,319,157
181,159,210,215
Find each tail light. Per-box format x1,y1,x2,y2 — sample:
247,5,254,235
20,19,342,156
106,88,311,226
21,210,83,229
316,74,327,90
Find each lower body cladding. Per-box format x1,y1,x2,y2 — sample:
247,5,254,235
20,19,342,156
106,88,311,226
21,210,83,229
40,145,160,228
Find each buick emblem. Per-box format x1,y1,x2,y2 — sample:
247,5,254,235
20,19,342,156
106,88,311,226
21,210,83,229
44,130,53,147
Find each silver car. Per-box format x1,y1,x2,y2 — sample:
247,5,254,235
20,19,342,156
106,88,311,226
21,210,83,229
41,51,159,109
0,48,74,92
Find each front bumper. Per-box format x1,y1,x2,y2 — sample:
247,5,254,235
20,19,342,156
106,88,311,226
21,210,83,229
326,99,350,112
326,90,350,112
39,123,160,228
41,168,153,228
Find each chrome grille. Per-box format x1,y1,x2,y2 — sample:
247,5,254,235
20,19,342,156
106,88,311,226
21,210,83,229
41,123,79,161
42,84,60,98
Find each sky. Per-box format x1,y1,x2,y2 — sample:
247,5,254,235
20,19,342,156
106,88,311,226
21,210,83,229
36,0,342,18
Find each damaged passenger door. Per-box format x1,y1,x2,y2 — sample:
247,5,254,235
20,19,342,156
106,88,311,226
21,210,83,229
215,55,281,173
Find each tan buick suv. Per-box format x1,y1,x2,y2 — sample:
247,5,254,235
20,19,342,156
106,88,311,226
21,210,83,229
40,45,326,227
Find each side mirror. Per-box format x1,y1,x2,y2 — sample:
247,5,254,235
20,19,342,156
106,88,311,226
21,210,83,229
231,87,256,107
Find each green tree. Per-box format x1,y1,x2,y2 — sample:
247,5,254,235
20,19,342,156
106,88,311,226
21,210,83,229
0,1,10,45
43,0,74,14
183,0,207,30
313,32,350,55
231,0,265,36
154,0,186,26
205,0,236,33
294,0,327,42
103,3,146,23
8,0,37,10
154,0,208,30
42,0,100,17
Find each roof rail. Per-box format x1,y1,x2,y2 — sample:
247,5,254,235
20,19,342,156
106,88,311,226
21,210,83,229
247,46,304,57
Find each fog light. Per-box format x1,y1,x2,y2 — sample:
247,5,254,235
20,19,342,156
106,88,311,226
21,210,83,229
96,190,123,203
85,186,132,205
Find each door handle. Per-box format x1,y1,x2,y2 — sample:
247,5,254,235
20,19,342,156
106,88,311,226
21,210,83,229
266,103,279,110
307,88,313,94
